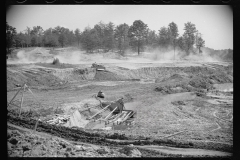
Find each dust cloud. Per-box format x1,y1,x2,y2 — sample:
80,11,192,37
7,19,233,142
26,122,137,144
8,47,223,65
141,46,221,63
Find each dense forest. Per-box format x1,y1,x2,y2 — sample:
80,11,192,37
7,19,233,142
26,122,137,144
7,20,214,56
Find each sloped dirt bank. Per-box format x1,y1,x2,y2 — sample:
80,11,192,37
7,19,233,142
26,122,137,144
7,123,140,157
7,63,232,91
7,110,232,153
111,65,232,81
7,67,65,91
52,68,96,81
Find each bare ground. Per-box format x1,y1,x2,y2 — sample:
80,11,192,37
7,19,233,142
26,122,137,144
7,48,233,157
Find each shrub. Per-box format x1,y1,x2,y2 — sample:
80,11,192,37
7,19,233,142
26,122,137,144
74,69,85,74
119,146,134,155
52,58,60,65
9,137,18,145
189,142,194,146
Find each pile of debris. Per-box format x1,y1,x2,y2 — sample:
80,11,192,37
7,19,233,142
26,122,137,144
43,115,70,125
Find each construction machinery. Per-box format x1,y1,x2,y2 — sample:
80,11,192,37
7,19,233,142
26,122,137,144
89,93,137,127
91,62,106,71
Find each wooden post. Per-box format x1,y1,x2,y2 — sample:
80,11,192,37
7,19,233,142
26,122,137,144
34,119,40,134
25,85,35,98
19,85,25,117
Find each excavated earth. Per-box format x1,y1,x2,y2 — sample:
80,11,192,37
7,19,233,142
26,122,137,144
7,49,233,157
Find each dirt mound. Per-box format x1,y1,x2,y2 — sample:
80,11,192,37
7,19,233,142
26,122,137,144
94,71,126,81
154,82,202,94
7,67,65,91
189,76,213,90
189,72,232,90
52,68,96,82
154,65,233,93
156,73,189,83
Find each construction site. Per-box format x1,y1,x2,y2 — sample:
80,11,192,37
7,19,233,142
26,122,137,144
7,47,233,157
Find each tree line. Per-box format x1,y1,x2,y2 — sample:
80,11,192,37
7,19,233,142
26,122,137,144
6,20,205,56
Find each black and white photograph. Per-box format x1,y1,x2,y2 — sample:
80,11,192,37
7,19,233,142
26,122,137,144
7,5,233,157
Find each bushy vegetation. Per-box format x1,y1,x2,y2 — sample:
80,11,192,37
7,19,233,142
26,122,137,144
118,146,134,155
52,58,60,65
6,20,208,56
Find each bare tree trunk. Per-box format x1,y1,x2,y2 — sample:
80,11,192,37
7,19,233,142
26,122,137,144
173,40,175,60
138,40,140,56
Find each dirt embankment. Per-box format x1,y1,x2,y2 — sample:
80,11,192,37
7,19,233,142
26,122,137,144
7,124,141,157
7,66,65,91
7,109,233,153
153,66,232,94
7,63,232,91
7,65,97,91
52,68,96,81
105,65,232,83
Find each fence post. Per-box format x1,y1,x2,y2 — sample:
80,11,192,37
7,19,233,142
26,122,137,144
34,118,40,134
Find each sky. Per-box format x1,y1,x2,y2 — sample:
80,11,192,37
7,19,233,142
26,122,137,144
6,5,233,50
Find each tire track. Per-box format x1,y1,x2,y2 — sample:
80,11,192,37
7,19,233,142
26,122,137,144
135,145,232,157
210,109,232,132
213,110,232,123
211,121,221,132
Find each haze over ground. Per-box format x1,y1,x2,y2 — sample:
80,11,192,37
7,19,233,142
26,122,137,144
6,5,233,50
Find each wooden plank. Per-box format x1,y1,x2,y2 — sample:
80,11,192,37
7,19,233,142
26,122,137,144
124,111,136,120
108,112,123,123
95,107,118,122
79,104,99,112
121,111,133,122
88,104,110,120
104,107,118,120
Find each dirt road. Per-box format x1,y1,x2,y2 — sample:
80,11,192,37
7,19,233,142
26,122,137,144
136,145,232,157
